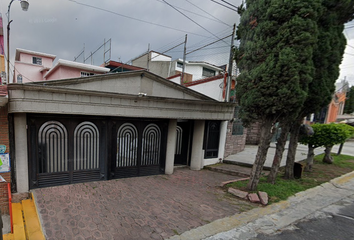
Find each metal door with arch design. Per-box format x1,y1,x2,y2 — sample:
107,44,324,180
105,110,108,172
111,119,168,179
28,115,107,189
174,121,192,165
28,115,168,189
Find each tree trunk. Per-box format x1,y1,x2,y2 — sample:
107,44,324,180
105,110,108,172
305,145,315,171
267,122,290,184
284,119,302,179
323,146,333,164
337,142,344,155
247,119,275,191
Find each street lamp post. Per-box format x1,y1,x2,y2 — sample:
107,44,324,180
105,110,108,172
6,0,29,84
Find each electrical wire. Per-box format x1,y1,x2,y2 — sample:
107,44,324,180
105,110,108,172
187,34,232,55
188,26,233,49
220,0,238,9
67,0,211,38
155,0,230,27
345,52,354,56
161,0,229,43
210,0,238,12
184,0,231,27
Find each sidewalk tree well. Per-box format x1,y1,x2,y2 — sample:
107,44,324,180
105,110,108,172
284,0,354,179
299,123,354,169
235,0,321,190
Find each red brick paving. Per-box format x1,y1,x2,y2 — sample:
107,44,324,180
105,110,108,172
33,168,255,240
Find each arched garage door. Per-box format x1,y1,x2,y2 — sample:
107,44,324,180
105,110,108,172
28,115,167,189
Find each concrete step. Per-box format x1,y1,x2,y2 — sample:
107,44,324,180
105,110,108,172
2,196,45,240
205,163,251,178
22,198,45,240
12,202,26,240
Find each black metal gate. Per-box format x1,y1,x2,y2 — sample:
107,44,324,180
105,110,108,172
204,121,221,158
28,114,167,189
174,121,192,165
110,120,167,179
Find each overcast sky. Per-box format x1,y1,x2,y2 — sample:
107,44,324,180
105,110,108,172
0,0,353,86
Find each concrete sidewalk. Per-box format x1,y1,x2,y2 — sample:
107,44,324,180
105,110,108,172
168,171,354,240
224,140,354,169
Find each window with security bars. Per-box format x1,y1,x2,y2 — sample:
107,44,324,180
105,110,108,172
81,72,95,77
32,57,42,65
232,106,244,135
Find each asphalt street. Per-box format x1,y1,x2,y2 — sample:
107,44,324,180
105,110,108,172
253,195,354,240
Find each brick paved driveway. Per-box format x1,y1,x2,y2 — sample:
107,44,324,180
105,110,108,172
33,168,255,240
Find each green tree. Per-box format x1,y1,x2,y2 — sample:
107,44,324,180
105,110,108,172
283,0,354,179
235,0,320,190
299,123,354,169
344,86,354,114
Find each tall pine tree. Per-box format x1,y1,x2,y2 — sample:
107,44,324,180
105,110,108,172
284,0,354,178
236,0,320,190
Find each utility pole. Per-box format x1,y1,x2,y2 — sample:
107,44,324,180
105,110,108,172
147,43,150,71
225,24,236,102
181,34,187,85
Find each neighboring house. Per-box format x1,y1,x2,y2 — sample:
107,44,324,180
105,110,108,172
132,51,244,157
312,80,349,124
13,48,110,83
131,51,224,83
7,70,235,193
325,92,347,123
103,60,145,73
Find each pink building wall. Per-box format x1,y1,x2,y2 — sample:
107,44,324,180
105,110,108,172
45,66,104,80
18,52,54,69
0,14,4,55
14,62,44,83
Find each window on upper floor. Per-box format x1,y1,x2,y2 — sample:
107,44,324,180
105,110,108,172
81,72,95,77
177,62,183,68
32,57,42,65
17,74,23,84
202,67,215,78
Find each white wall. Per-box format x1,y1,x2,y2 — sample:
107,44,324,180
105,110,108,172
151,52,171,61
189,78,224,101
14,113,29,193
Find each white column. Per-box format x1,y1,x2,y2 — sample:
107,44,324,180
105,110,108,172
218,120,228,160
14,113,29,193
190,120,205,171
165,119,177,174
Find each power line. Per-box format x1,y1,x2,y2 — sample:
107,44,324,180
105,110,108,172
67,0,211,38
210,0,238,12
155,36,185,53
220,0,238,9
345,52,354,56
155,0,230,27
184,0,231,27
162,0,228,43
347,44,354,49
188,26,233,49
187,34,232,55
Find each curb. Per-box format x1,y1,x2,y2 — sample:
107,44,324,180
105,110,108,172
167,170,354,240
